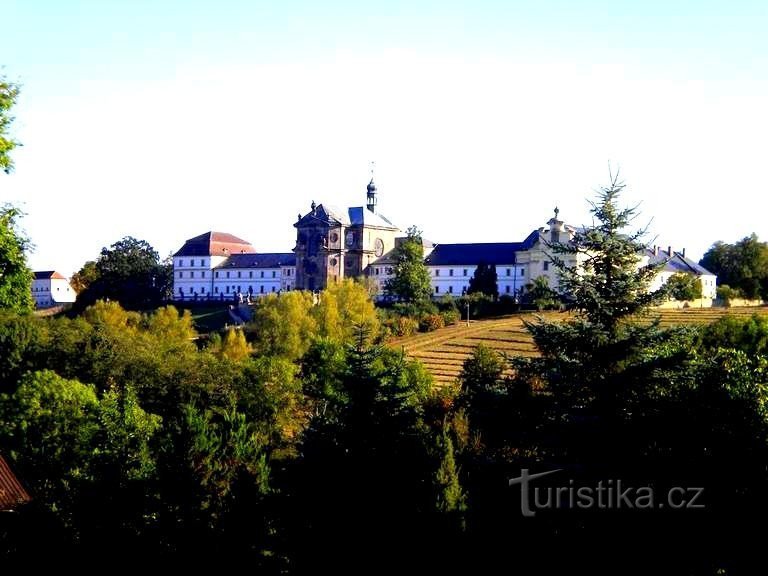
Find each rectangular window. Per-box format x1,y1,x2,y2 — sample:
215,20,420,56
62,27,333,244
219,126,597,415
260,286,264,293
201,287,206,294
543,262,550,271
215,271,219,278
201,271,206,278
435,269,440,277
261,271,264,278
249,271,253,278
188,287,193,294
201,259,206,267
272,271,276,278
215,287,219,293
179,260,184,267
287,269,292,276
237,271,242,278
191,259,195,267
435,286,440,293
226,271,230,279
520,269,525,277
448,286,453,294
179,271,183,278
463,269,467,276
375,268,380,275
506,285,511,293
506,268,511,276
272,286,276,292
226,286,230,294
449,269,454,277
190,271,194,278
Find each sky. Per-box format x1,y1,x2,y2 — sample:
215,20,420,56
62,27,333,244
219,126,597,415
2,0,767,276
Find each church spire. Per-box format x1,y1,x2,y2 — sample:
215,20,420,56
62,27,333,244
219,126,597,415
366,161,377,213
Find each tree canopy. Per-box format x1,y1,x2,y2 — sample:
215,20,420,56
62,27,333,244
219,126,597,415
74,236,172,311
700,234,768,300
0,206,33,313
385,226,432,304
467,262,498,299
0,74,20,174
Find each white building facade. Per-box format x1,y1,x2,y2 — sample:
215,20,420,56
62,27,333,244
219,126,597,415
172,232,296,302
32,271,77,308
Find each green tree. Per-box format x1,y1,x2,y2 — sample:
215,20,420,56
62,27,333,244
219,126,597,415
665,272,703,301
75,236,168,311
0,206,33,313
524,275,559,310
250,291,316,360
70,260,98,294
467,262,498,299
0,370,100,530
0,74,20,174
312,278,380,344
700,234,768,299
385,226,432,304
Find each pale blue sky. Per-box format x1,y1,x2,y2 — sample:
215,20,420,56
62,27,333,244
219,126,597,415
2,0,767,275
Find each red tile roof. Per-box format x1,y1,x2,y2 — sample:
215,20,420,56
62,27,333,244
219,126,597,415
0,454,32,511
173,231,256,257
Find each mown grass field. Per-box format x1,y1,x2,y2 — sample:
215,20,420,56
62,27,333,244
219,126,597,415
391,306,768,386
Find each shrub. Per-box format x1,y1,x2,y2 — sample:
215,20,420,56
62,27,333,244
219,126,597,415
394,315,419,337
441,309,460,326
419,313,445,332
717,284,742,307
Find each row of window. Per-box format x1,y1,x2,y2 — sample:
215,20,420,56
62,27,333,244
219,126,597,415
433,268,526,277
434,285,519,295
178,270,284,279
32,286,66,292
177,284,291,295
177,259,207,267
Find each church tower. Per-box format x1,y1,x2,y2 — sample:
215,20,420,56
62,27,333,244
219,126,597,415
366,178,377,213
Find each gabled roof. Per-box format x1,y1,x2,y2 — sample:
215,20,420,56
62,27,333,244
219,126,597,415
348,207,398,230
174,231,255,257
0,454,31,511
646,249,715,276
33,271,66,280
214,253,297,269
424,231,539,266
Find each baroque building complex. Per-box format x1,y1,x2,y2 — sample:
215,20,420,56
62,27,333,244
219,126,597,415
171,178,717,302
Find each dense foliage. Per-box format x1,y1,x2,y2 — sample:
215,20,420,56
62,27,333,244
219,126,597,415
0,74,20,174
700,233,768,300
2,179,767,573
385,225,432,304
0,206,33,313
73,236,173,311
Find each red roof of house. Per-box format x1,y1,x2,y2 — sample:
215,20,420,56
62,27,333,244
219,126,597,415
33,271,67,280
173,231,256,257
0,454,32,511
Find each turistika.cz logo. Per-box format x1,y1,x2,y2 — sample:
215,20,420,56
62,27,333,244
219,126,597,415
508,469,705,517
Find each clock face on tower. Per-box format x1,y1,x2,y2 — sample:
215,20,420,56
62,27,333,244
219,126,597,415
345,231,355,247
374,238,384,257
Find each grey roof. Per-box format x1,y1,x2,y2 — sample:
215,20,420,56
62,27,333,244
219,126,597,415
424,231,539,266
348,207,398,229
215,253,296,269
295,204,350,227
296,203,398,230
646,249,715,276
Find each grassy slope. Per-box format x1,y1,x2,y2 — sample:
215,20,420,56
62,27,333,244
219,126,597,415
391,307,768,386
